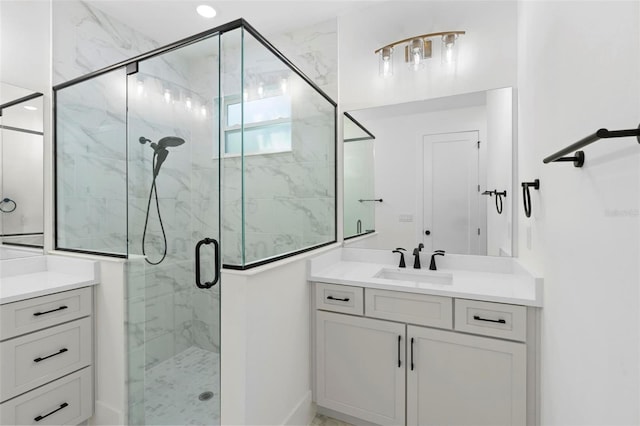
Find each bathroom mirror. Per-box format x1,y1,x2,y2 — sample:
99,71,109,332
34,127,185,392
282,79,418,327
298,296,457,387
0,82,45,255
343,87,515,257
344,112,376,239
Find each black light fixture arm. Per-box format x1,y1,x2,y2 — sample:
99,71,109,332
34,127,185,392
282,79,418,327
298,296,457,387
521,180,540,218
543,124,640,168
359,198,383,203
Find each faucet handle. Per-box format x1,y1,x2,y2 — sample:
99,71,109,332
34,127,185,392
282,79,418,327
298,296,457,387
392,249,407,268
418,243,424,251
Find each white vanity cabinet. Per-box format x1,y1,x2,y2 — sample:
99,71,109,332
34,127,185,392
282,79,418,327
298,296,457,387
316,311,406,425
0,286,94,426
314,282,536,426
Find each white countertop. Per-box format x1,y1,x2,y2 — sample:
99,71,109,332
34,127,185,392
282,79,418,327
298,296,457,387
0,255,99,304
308,248,543,307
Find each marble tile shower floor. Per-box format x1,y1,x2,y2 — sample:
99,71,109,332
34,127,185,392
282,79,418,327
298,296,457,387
144,346,220,425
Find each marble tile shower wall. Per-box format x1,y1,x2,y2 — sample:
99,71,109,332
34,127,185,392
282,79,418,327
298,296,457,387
221,29,337,265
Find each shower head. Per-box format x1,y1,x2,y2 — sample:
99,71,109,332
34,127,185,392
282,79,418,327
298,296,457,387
139,135,186,178
157,136,185,148
139,136,186,151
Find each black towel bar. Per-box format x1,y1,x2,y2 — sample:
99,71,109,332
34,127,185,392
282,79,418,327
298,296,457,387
543,124,640,168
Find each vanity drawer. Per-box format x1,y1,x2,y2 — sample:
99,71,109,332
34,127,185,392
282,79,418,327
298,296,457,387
454,299,526,342
365,289,453,329
0,317,92,402
1,287,92,341
0,366,93,426
315,283,364,315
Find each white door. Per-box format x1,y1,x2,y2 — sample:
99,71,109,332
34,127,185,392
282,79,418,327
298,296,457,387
422,131,479,254
316,311,406,426
407,325,526,426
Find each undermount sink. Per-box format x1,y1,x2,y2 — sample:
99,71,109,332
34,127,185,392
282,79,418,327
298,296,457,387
374,268,453,285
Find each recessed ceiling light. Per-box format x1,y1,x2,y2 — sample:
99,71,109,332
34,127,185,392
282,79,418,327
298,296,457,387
197,5,216,18
23,105,37,111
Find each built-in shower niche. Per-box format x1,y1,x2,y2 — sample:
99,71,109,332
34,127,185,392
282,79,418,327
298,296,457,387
54,20,336,426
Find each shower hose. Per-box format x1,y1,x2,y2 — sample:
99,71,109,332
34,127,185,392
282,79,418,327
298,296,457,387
142,151,167,265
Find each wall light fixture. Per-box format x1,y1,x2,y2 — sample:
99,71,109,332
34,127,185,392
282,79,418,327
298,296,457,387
375,31,465,77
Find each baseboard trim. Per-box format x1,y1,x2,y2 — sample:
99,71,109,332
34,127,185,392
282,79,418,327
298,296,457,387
316,406,378,426
90,400,124,425
283,390,314,426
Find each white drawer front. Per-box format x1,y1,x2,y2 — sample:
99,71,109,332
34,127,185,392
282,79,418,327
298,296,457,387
454,299,527,342
365,289,453,329
0,317,92,402
0,366,93,426
315,283,363,315
1,287,92,341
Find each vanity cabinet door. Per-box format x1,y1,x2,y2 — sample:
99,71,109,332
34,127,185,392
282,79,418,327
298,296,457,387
407,325,526,426
316,311,405,426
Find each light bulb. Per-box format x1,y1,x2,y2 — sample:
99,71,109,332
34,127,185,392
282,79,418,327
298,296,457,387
257,83,264,98
407,39,425,70
441,33,459,65
185,97,192,110
280,78,288,94
378,46,393,77
201,105,207,117
136,79,144,95
164,89,171,103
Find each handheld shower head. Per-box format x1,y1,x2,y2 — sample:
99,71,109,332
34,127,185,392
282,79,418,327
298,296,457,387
157,136,185,148
139,135,186,177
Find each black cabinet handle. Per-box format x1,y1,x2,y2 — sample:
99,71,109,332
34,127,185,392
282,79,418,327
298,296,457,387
34,403,69,422
326,296,350,302
410,337,415,371
397,335,402,368
473,315,506,324
195,238,220,289
33,306,68,316
34,348,68,363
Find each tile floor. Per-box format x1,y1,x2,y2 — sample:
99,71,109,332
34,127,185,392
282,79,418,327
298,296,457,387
144,346,220,425
143,347,349,426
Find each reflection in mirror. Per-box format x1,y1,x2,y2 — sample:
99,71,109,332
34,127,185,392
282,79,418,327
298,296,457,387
343,87,514,257
0,82,44,257
344,113,376,239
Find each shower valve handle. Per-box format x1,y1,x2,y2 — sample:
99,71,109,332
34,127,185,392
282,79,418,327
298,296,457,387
195,237,220,289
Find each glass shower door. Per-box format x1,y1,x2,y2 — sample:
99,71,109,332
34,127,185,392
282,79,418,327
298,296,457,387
125,34,222,426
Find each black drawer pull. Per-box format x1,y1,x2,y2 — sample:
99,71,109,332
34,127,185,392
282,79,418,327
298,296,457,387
397,335,402,368
327,296,350,302
34,348,68,363
33,306,68,316
473,315,506,324
34,402,68,422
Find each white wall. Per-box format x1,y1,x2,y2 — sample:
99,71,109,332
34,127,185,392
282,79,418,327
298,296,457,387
347,106,487,252
338,1,517,110
0,1,50,93
517,1,640,423
221,252,324,425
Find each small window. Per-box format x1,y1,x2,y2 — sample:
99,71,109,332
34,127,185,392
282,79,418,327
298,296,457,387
224,95,292,155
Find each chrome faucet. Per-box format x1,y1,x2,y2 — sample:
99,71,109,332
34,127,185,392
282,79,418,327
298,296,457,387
413,243,424,269
429,250,445,270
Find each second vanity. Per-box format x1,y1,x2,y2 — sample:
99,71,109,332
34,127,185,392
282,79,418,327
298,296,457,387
0,254,99,426
308,248,543,426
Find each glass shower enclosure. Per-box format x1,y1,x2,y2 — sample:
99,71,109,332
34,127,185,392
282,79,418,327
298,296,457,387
54,19,336,425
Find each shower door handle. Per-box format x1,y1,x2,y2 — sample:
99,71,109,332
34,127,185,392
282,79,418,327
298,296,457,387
195,238,220,289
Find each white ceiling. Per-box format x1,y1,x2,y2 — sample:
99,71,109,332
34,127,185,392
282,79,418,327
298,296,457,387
88,0,380,45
